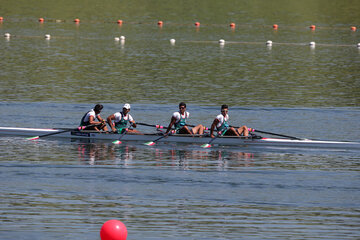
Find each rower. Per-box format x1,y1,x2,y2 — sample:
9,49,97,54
79,104,108,132
210,104,248,138
107,103,140,134
165,102,204,135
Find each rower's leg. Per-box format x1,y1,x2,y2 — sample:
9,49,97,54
191,124,204,135
237,126,249,136
102,124,109,132
179,126,192,134
198,124,204,135
225,127,239,136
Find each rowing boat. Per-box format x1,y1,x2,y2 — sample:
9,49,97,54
1,126,360,150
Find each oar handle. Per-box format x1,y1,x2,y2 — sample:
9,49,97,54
137,122,167,129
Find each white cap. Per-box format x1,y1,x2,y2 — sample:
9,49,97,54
123,103,131,109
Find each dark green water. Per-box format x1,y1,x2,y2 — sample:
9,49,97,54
0,1,360,239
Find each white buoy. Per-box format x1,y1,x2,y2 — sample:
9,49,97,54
357,43,360,48
114,37,120,41
309,41,316,46
120,36,125,40
170,39,176,44
266,40,273,46
45,34,51,40
4,33,10,38
219,39,225,44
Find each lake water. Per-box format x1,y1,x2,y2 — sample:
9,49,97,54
1,1,360,239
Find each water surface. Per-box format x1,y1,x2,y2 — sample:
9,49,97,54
1,1,360,239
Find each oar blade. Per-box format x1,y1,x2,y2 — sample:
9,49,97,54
201,143,211,148
112,140,122,145
144,141,155,146
26,136,39,140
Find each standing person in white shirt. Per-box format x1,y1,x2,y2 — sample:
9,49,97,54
210,104,248,138
79,104,108,131
165,102,204,135
107,103,140,134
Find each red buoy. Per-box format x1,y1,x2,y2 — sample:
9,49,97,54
74,18,80,23
0,17,3,21
194,22,200,27
117,20,123,25
230,22,235,28
39,18,44,22
158,21,163,26
273,24,278,29
100,220,127,240
310,25,316,30
350,26,357,31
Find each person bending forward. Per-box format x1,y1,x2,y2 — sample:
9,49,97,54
80,104,108,132
107,103,140,134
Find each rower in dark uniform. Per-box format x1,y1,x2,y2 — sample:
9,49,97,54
79,104,108,131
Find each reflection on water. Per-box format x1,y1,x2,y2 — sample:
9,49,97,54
76,142,255,170
1,138,360,240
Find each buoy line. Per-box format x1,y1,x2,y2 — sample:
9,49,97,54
0,17,357,31
183,40,359,48
2,33,359,48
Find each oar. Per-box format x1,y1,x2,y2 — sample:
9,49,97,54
201,126,229,148
144,132,172,146
26,125,95,140
201,134,220,148
247,127,303,140
112,128,130,145
137,122,167,129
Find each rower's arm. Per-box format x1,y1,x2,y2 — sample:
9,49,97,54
107,114,116,132
130,120,136,128
210,119,219,138
166,117,176,134
97,114,106,123
89,115,100,125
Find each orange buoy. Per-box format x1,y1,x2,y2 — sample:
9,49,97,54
74,18,80,23
117,20,123,25
350,26,357,31
157,21,163,26
100,220,127,240
195,22,200,27
230,22,235,28
310,25,316,30
39,18,44,22
273,24,278,29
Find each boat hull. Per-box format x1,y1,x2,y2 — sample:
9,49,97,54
0,127,360,150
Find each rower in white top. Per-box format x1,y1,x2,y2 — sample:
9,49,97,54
165,102,204,135
79,104,108,132
107,103,140,134
210,104,248,138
